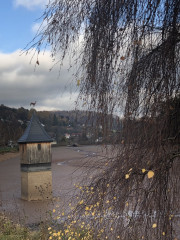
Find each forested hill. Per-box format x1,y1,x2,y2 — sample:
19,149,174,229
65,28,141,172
0,105,86,146
0,105,120,146
1,99,179,147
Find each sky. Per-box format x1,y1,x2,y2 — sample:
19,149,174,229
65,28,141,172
0,0,79,111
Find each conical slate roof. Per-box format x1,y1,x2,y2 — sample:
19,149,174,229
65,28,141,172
18,112,53,143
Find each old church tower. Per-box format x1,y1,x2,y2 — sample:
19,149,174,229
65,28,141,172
18,112,53,201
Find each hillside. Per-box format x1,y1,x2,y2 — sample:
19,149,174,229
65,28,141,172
0,105,120,146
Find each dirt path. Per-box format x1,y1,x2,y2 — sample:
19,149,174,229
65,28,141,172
0,152,20,162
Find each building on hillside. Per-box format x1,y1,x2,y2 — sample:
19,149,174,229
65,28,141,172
65,133,71,139
18,112,53,201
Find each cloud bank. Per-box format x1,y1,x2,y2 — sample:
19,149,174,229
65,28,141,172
0,50,79,111
14,0,49,10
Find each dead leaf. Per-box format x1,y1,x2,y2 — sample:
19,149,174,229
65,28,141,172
147,170,154,178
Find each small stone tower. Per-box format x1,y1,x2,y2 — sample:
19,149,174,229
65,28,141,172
18,112,53,201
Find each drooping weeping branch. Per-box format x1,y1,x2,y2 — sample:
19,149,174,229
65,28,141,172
27,0,180,239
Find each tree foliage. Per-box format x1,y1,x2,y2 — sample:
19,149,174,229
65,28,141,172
28,0,180,239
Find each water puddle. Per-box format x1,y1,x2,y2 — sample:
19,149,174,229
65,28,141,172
57,162,66,166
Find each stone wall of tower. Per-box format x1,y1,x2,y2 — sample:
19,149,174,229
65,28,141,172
21,171,52,201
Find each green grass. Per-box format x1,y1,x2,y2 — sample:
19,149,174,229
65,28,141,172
0,213,95,240
0,147,19,154
0,214,46,240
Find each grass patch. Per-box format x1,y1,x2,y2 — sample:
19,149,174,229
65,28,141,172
0,213,94,240
0,147,19,154
0,214,47,240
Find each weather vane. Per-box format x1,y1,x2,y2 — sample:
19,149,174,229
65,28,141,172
30,101,37,108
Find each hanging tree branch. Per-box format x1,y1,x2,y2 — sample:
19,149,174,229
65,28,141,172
27,0,180,239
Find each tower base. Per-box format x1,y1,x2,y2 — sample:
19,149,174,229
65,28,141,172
21,171,52,201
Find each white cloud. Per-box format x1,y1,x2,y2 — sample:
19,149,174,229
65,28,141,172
32,23,41,33
32,20,48,34
0,50,78,111
14,0,49,10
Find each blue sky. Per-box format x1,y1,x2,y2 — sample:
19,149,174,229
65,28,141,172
0,0,78,111
0,1,44,53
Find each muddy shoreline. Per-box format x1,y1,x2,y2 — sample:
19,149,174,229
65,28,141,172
0,145,105,225
0,152,20,162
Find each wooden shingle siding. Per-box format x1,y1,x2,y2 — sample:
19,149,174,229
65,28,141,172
19,144,27,163
20,142,51,164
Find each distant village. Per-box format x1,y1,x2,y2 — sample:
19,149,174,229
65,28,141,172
0,104,122,148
